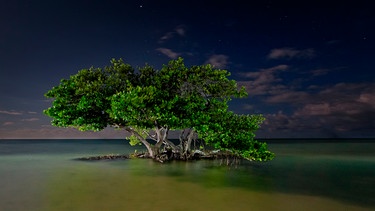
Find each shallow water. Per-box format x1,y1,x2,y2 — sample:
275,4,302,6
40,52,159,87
0,139,374,211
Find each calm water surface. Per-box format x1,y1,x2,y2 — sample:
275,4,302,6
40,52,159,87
0,139,374,211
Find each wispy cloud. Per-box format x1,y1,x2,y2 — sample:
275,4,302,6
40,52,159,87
268,47,315,59
310,68,331,77
21,118,39,122
2,122,15,126
158,25,186,43
0,126,130,139
156,48,181,59
0,110,22,115
262,83,375,137
205,54,229,69
175,25,186,36
238,64,288,95
309,66,345,77
239,62,375,137
266,91,309,103
242,65,288,83
358,92,375,106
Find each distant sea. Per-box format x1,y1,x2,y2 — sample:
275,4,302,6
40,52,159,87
0,139,374,211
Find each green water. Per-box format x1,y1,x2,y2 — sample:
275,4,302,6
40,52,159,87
0,140,374,210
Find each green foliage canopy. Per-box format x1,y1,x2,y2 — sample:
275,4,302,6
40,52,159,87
44,57,274,161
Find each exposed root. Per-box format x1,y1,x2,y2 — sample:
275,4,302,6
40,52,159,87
75,150,245,166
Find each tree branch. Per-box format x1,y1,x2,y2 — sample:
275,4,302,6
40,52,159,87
125,126,154,157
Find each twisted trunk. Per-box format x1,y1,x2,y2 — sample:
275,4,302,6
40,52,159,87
179,128,197,159
124,123,198,161
124,126,155,158
152,122,178,160
184,129,195,154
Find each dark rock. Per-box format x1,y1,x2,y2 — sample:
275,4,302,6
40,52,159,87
75,154,129,161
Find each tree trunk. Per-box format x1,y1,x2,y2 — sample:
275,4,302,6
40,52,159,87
124,127,154,158
152,124,170,159
178,128,197,159
164,139,179,152
184,129,195,154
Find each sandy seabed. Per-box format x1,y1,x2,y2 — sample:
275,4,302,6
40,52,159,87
40,160,372,211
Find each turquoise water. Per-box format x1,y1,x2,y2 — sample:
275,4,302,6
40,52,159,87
0,139,374,211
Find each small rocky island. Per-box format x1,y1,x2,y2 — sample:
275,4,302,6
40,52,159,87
75,154,129,161
75,149,244,165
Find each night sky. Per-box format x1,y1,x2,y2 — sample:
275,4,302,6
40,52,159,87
1,0,374,139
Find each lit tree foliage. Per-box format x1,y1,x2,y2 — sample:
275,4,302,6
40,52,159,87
44,58,274,161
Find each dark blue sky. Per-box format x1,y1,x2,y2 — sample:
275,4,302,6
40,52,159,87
1,0,374,138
